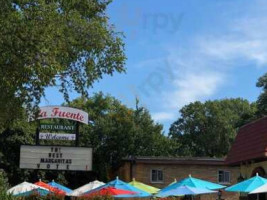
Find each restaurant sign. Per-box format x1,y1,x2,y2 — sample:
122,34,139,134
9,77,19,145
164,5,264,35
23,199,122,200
40,124,75,131
37,106,88,125
39,133,76,141
20,145,92,171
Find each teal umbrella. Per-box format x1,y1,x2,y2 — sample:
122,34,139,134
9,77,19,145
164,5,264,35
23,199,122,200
225,174,267,200
156,185,217,197
159,175,225,194
225,173,267,192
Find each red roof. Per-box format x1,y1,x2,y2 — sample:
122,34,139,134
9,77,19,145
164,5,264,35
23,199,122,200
226,117,267,165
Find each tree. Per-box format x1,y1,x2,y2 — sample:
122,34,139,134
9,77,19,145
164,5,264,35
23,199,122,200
68,93,175,181
0,113,37,185
0,0,126,126
256,73,267,116
169,98,257,157
0,93,174,186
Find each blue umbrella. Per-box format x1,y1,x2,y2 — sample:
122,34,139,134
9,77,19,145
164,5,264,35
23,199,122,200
48,180,73,195
156,185,217,197
160,175,225,194
225,174,267,193
84,177,151,198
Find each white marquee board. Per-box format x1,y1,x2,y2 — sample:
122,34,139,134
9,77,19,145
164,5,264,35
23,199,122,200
20,145,92,171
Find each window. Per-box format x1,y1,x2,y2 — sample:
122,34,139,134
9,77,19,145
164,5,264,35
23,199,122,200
218,170,230,184
151,169,163,183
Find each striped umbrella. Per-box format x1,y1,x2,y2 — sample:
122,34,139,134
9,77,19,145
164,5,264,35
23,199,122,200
48,180,73,195
84,177,151,198
35,180,65,195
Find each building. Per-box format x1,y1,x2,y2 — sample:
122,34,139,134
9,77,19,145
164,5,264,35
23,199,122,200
115,117,267,200
116,157,239,200
226,117,267,178
226,117,267,200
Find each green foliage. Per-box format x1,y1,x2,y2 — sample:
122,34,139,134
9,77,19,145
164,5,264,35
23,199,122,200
0,171,16,200
256,73,267,116
169,98,257,157
0,0,126,126
23,193,64,200
0,93,174,186
78,194,114,200
0,191,16,200
68,93,175,181
0,116,36,185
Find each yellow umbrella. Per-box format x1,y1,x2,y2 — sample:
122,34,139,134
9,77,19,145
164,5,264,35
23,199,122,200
129,178,160,194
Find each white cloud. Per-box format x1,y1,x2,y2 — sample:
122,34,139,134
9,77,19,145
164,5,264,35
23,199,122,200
199,37,267,66
165,72,224,109
138,1,267,126
198,15,267,67
152,112,176,121
161,13,267,111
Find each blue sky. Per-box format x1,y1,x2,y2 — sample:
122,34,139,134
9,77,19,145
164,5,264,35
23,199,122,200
42,0,267,133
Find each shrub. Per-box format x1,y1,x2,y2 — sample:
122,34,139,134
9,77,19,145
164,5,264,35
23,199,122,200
78,194,114,200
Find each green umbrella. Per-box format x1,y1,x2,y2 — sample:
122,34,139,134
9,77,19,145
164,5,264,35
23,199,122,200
129,178,160,194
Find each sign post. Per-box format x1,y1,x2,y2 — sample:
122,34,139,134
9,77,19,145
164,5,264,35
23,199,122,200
75,122,79,147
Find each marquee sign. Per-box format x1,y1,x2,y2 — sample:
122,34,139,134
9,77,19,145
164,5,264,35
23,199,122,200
20,145,92,171
39,133,76,141
37,106,88,125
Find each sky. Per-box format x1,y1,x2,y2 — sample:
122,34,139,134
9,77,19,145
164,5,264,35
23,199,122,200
41,0,267,133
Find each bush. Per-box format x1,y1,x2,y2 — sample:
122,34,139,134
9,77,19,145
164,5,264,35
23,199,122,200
78,194,114,200
23,193,65,200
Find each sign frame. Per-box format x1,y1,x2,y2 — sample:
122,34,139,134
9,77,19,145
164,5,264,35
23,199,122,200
20,145,93,171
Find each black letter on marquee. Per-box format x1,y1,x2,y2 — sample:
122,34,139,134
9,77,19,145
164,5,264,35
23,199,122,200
47,164,50,169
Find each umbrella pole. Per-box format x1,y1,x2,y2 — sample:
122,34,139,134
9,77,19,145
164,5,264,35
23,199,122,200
257,193,259,200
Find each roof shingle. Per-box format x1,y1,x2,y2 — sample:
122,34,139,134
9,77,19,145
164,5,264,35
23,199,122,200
226,117,267,165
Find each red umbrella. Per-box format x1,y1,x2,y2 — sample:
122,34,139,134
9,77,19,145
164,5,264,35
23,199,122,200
84,186,137,197
34,180,66,195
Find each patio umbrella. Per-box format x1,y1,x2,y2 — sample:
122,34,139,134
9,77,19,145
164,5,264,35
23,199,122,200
156,185,217,197
84,186,137,197
35,180,66,195
70,180,105,196
129,178,160,194
7,181,49,197
84,177,151,198
225,174,267,200
48,180,73,195
160,175,225,193
250,182,267,194
225,174,267,192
